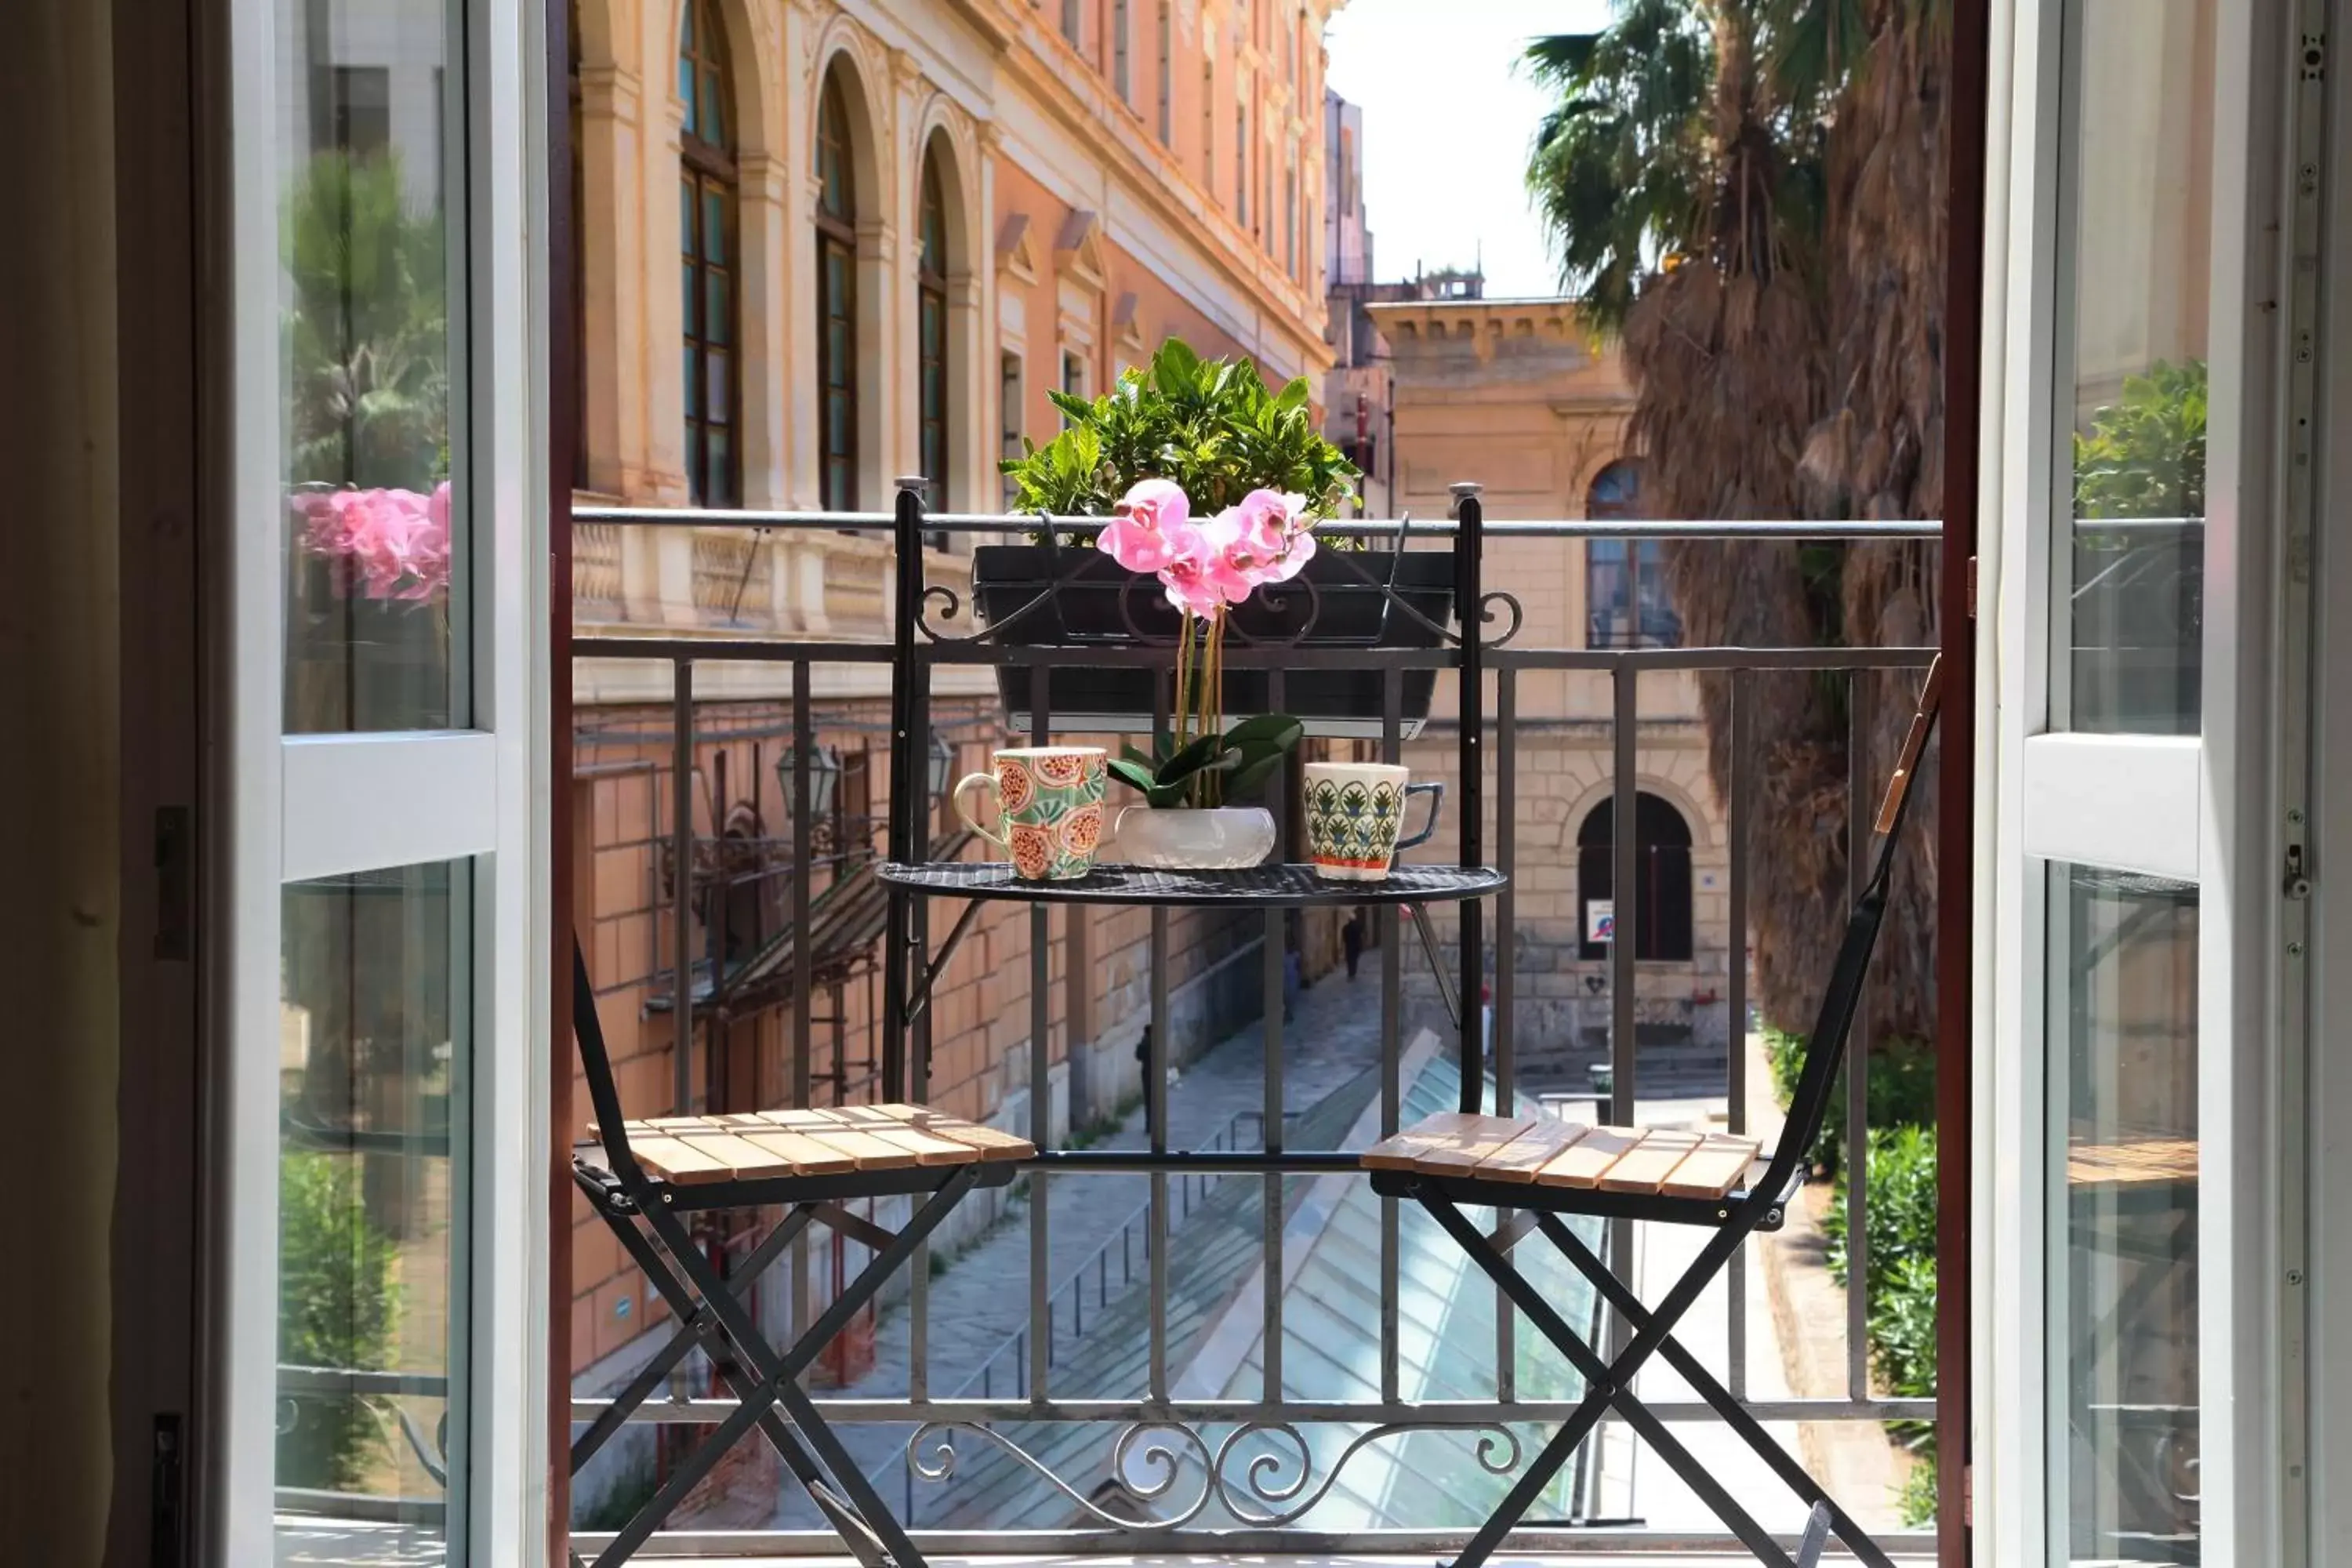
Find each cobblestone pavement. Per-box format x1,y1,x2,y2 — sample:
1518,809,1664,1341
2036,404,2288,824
761,964,1396,1526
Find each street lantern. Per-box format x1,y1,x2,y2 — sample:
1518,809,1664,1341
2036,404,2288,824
928,731,956,805
776,742,840,822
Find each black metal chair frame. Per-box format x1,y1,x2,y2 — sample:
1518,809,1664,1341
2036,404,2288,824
567,944,1014,1568
1370,663,1944,1568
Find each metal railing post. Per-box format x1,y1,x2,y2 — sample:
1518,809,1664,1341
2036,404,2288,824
1452,481,1486,1111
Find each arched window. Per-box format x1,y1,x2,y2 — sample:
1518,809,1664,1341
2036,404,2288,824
815,71,858,512
916,148,949,519
682,0,734,505
1577,793,1695,961
678,0,738,507
1584,460,1681,648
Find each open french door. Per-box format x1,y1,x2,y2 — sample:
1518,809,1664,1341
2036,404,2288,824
1980,0,2313,1560
209,0,550,1561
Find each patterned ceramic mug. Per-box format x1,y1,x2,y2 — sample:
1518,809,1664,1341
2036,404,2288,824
1303,762,1443,881
954,746,1109,880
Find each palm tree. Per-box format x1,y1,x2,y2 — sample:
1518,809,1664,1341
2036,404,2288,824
283,150,451,493
1524,0,1944,1047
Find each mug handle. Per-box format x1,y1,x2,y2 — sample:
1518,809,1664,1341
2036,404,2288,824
1394,781,1445,854
953,771,1011,851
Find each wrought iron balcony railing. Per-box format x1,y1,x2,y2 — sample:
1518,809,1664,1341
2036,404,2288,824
552,502,1944,1560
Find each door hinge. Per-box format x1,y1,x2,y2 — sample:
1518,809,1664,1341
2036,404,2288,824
154,806,193,960
151,1412,185,1567
1965,556,1979,619
2285,842,2312,899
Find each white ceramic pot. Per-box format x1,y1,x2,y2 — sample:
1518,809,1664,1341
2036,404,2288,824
1110,806,1278,870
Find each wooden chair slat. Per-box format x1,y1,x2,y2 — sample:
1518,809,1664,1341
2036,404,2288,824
708,1120,861,1175
1534,1124,1650,1189
2067,1138,2197,1187
1598,1130,1704,1194
630,1132,759,1185
793,1125,924,1171
1658,1135,1763,1200
855,1105,1036,1158
1467,1120,1592,1182
595,1102,1037,1178
860,1123,992,1166
1403,1114,1557,1174
1362,1110,1485,1170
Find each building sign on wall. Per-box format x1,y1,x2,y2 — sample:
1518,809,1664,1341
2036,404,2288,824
1585,899,1615,946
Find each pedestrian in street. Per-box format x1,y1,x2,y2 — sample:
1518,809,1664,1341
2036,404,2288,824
1136,1026,1156,1142
1342,912,1365,979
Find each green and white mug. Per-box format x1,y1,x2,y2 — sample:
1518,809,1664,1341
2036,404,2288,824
954,746,1109,880
1303,762,1443,881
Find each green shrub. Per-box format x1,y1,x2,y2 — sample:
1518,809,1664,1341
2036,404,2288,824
1896,1450,1939,1528
277,1151,402,1491
1000,338,1358,521
1761,1025,1936,1177
1820,1124,1941,1526
2073,359,2207,521
576,1451,662,1533
1823,1123,1937,1296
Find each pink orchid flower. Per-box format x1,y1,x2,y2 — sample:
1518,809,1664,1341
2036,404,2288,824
1099,478,1192,574
1157,517,1257,617
1206,488,1318,588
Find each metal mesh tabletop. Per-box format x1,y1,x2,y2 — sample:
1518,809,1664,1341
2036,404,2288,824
876,860,1508,907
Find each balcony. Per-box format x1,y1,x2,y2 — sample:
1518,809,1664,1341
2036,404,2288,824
441,503,1958,1567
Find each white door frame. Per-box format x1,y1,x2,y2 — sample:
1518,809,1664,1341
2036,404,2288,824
209,0,551,1560
1977,0,2305,1560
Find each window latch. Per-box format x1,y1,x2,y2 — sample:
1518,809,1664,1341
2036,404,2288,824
2285,843,2312,900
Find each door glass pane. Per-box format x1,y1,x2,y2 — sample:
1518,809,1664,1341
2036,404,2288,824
277,862,468,1564
2057,0,2213,735
2048,866,2198,1563
281,0,463,735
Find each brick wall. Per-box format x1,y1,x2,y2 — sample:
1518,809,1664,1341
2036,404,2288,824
564,697,1356,1392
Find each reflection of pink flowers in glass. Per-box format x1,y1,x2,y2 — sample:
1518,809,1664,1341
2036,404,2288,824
1098,479,1192,573
294,483,453,602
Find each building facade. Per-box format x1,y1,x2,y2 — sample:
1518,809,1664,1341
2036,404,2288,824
570,0,1338,520
561,0,1353,1497
1319,89,1391,516
1370,295,1733,1081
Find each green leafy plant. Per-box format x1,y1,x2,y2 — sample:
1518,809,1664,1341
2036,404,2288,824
284,149,450,493
276,1150,403,1492
1109,714,1304,811
2073,358,2208,521
1762,1025,1936,1178
1001,338,1357,521
1823,1121,1940,1525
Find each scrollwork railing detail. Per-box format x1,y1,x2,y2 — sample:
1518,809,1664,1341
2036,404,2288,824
906,1417,1525,1531
908,1421,1216,1529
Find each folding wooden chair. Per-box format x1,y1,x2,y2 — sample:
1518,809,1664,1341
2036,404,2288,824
567,942,1032,1568
1364,659,1944,1568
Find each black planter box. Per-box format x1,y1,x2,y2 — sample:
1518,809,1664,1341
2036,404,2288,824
971,543,1456,738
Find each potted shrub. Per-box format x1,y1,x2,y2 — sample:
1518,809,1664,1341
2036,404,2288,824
982,339,1456,738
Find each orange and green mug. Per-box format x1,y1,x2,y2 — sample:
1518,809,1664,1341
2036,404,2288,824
953,746,1109,880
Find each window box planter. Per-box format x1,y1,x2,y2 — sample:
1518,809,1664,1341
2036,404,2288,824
970,542,1456,739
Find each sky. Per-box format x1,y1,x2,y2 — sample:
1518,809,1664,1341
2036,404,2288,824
1323,0,1615,299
